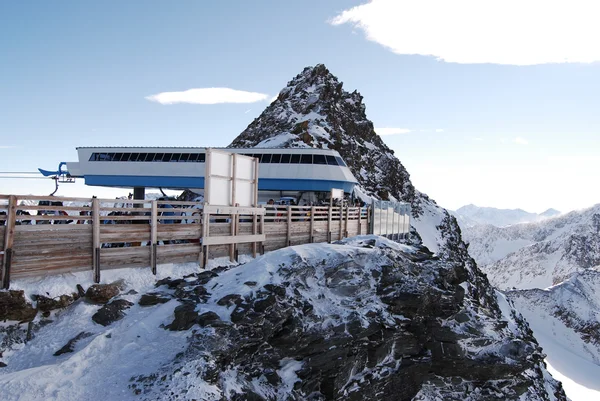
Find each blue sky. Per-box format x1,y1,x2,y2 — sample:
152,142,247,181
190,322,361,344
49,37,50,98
1,0,599,213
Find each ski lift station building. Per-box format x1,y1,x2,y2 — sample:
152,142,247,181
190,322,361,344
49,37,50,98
49,147,359,202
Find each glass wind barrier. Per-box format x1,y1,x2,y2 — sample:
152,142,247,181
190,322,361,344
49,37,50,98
371,200,411,239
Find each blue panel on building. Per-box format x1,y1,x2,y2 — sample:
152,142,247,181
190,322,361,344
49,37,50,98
84,175,355,192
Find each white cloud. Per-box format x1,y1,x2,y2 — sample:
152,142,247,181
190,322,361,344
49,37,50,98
514,137,529,145
270,95,279,103
375,128,412,135
435,129,444,133
330,0,600,65
146,88,270,105
473,137,484,141
0,146,15,149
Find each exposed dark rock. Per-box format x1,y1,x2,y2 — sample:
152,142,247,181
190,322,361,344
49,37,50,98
34,293,79,312
139,293,171,306
0,361,6,368
155,277,187,289
92,299,133,326
0,290,37,322
166,303,198,331
197,311,221,327
216,294,243,307
54,332,92,356
85,284,121,304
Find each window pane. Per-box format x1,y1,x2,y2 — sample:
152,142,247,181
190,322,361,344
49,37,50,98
136,153,147,161
300,154,312,164
313,155,326,165
188,153,199,162
326,155,337,165
89,153,98,161
122,153,131,161
144,153,155,161
163,153,173,161
335,156,347,167
179,153,190,162
271,154,281,163
290,154,300,164
153,153,164,161
262,154,272,163
281,154,291,163
198,153,206,162
112,153,123,161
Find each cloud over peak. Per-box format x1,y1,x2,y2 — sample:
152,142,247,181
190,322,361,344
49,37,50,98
330,0,599,65
146,88,270,105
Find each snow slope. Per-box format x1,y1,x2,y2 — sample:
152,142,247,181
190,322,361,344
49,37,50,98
508,270,600,401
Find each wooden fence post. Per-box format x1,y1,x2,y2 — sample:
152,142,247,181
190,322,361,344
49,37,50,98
327,206,332,243
200,211,210,269
150,200,158,275
309,206,315,243
286,205,292,246
1,195,17,289
344,206,349,238
338,206,343,241
358,206,362,235
259,213,265,255
92,198,101,283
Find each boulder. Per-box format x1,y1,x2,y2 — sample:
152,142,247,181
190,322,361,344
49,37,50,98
34,293,79,312
85,284,121,304
92,299,133,326
166,303,198,331
0,290,37,322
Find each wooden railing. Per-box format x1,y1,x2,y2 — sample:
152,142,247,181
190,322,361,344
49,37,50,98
0,195,370,288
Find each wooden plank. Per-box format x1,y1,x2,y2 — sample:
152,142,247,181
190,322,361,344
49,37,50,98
202,234,266,246
203,205,265,215
100,246,151,269
0,226,5,249
11,264,90,279
1,195,17,288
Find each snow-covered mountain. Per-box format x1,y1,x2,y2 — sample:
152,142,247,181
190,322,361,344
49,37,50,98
462,204,600,289
1,237,565,400
452,204,561,228
507,270,600,400
0,64,567,400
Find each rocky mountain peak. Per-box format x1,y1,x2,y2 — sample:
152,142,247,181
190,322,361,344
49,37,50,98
229,64,417,208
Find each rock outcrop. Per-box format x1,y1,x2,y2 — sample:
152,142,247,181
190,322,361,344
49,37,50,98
134,237,565,400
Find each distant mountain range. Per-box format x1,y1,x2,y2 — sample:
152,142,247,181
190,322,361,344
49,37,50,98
460,203,600,290
451,204,561,228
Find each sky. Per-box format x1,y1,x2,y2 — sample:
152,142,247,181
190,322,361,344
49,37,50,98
1,0,599,213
